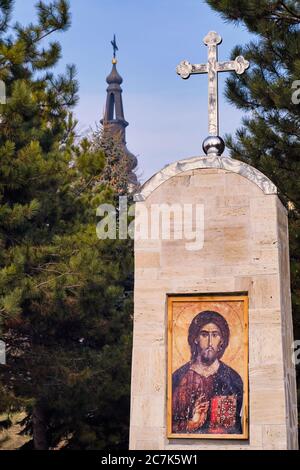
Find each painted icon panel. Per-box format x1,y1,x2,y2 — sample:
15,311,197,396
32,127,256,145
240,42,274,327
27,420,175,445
167,295,248,439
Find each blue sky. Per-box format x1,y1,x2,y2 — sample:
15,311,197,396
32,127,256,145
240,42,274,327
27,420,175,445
14,0,251,181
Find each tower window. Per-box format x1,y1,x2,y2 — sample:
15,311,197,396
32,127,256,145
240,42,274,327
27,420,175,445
108,93,116,120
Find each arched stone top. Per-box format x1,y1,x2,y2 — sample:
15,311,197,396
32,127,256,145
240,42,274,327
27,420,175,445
134,155,277,201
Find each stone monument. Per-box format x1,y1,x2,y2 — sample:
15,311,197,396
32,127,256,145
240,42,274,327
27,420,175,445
129,31,298,450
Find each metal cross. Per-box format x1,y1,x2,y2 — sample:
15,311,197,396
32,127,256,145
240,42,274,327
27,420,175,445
177,31,249,138
111,34,119,59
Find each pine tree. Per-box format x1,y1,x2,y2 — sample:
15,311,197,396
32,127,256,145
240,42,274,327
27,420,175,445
205,0,300,420
1,137,134,449
91,124,139,196
38,138,134,450
0,0,78,448
0,0,133,450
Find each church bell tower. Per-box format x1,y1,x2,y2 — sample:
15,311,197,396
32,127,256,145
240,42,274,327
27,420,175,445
101,35,138,187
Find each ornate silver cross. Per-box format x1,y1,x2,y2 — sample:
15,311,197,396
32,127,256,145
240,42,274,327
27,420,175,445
177,31,249,156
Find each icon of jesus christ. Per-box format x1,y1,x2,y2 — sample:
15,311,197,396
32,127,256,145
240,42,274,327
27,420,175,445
172,311,243,434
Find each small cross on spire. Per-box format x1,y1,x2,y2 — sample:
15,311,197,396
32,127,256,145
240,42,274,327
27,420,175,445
111,34,119,63
177,31,249,156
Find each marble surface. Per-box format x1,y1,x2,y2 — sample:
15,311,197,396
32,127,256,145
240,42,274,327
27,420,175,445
135,155,277,202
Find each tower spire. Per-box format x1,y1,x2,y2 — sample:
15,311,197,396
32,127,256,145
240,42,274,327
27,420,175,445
101,36,138,189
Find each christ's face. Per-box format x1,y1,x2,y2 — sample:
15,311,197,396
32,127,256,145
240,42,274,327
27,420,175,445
197,322,222,365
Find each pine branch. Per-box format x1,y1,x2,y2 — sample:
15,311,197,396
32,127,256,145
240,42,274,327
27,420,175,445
0,0,13,33
280,1,300,20
32,27,60,45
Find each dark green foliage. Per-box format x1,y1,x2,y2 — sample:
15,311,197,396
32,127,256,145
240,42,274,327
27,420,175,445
92,125,137,196
206,0,300,423
0,0,133,449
